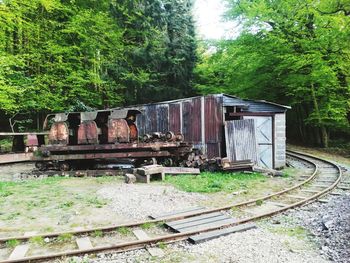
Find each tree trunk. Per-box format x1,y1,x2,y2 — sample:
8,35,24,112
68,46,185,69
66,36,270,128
310,83,328,147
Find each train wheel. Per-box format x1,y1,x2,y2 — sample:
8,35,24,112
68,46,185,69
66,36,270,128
58,162,71,171
35,162,47,171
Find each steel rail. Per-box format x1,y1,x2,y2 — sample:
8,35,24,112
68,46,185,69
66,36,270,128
0,152,318,243
0,151,342,263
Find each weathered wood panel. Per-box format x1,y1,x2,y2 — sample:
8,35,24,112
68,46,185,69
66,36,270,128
205,95,223,158
225,119,258,163
169,103,181,133
156,105,169,133
182,98,201,143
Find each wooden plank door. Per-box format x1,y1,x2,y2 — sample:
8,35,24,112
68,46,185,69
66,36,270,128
244,116,273,168
225,119,258,164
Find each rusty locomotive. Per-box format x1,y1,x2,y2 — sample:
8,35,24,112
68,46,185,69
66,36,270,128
33,108,201,171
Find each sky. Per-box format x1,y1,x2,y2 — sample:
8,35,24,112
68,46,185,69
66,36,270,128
193,0,239,40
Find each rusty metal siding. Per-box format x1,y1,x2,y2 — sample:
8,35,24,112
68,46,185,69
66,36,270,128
204,95,223,158
169,103,181,133
144,105,158,133
157,105,169,132
136,110,146,136
182,98,202,143
225,119,258,163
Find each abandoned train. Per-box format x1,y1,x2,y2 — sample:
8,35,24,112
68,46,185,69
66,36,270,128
33,108,199,171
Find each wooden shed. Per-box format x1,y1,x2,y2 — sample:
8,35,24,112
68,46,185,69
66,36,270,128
126,94,290,169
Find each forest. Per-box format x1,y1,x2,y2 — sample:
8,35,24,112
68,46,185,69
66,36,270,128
0,0,349,147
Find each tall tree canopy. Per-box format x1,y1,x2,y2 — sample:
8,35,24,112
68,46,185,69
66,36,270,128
0,0,197,123
195,0,350,147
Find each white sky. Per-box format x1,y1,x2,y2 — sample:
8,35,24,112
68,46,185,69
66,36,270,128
194,0,239,39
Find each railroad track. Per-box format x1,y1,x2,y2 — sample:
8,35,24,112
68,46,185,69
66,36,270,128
0,150,346,263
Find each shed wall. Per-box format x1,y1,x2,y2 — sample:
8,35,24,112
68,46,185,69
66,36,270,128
274,113,286,169
134,94,287,167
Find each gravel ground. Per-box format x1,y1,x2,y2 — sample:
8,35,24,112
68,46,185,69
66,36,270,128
68,227,327,263
98,184,208,220
283,193,350,263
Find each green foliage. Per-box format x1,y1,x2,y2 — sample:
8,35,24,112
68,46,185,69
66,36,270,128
0,0,197,128
116,226,131,236
6,239,19,248
140,222,155,230
165,172,264,193
29,236,45,245
196,0,350,147
57,233,73,242
92,230,103,238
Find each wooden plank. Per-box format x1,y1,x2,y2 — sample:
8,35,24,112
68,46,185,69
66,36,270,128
285,194,307,200
132,229,164,257
8,245,29,260
311,184,329,188
163,167,200,175
330,192,343,196
24,231,37,237
317,179,336,183
176,218,237,233
147,247,165,257
76,237,93,250
188,223,257,244
168,215,230,231
149,207,207,219
265,201,288,207
166,212,223,227
301,189,320,194
133,230,149,240
317,199,329,203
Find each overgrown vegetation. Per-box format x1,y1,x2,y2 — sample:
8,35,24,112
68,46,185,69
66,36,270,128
0,177,112,231
195,0,350,147
165,172,265,193
0,0,197,127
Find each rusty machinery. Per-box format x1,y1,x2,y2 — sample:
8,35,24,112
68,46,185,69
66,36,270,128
33,108,200,171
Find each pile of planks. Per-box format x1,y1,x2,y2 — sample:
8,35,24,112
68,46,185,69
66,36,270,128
125,165,200,184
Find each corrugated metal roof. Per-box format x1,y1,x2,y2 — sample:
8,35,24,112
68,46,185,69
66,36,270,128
122,94,290,113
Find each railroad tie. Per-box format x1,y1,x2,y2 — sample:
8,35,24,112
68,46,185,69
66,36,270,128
76,237,93,250
132,230,164,257
337,186,350,191
8,245,30,260
265,201,288,208
285,194,308,200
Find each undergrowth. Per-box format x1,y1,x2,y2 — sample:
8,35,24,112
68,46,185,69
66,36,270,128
165,172,265,193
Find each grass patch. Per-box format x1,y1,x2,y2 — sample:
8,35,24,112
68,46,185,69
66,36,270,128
165,172,264,193
58,201,74,209
271,226,309,240
92,230,103,238
29,236,45,245
116,227,131,236
6,239,19,248
255,199,263,206
157,241,167,249
57,233,74,242
140,222,155,230
86,197,107,208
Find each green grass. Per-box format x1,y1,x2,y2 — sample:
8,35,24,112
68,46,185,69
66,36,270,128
92,230,103,238
157,241,167,249
165,172,265,193
29,236,45,245
57,233,74,242
140,222,155,230
116,227,131,236
6,239,19,248
271,226,310,240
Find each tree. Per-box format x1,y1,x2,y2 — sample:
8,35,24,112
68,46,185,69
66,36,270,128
196,0,350,147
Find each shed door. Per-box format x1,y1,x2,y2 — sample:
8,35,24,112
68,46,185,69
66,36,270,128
225,119,258,163
244,116,273,168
